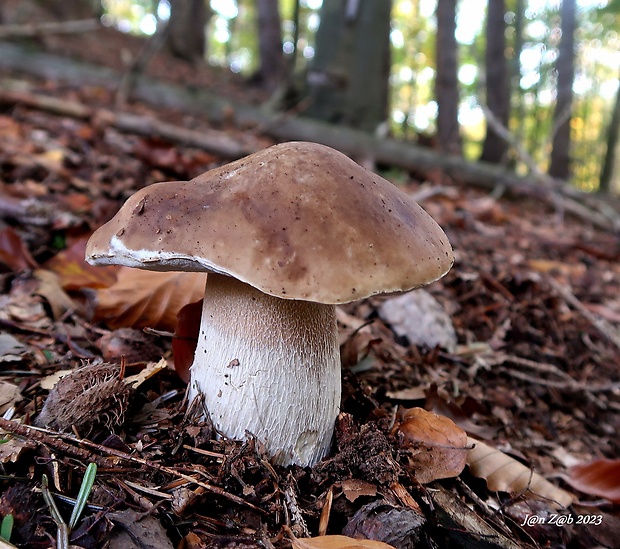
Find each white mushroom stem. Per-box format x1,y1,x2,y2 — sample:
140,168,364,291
188,273,341,467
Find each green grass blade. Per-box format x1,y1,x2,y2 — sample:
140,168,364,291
0,514,13,542
68,463,97,531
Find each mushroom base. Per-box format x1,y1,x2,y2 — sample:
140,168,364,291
188,273,341,467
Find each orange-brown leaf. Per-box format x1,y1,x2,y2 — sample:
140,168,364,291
45,236,119,291
292,535,395,549
90,269,206,332
395,407,468,484
467,437,574,507
564,459,620,503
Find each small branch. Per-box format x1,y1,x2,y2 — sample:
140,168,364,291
0,19,101,39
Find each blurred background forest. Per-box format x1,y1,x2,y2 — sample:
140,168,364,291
1,0,619,194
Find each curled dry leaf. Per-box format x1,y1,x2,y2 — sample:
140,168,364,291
466,437,575,508
292,535,395,549
90,268,206,332
394,407,468,484
563,459,620,503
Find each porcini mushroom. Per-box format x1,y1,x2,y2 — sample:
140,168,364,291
86,141,453,466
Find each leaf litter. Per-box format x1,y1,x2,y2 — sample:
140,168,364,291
0,76,618,548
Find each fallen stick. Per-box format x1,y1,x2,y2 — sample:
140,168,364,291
0,87,257,160
0,19,101,39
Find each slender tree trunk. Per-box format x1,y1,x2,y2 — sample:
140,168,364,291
480,0,510,163
435,0,462,155
548,0,577,180
511,0,525,166
304,0,392,132
256,0,284,92
166,0,209,64
599,73,620,193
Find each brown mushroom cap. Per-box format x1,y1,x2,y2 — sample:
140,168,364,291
86,142,453,304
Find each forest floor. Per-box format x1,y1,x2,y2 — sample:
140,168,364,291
0,28,619,549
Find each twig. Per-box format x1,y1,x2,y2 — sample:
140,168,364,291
116,20,170,108
547,277,620,352
0,19,100,39
498,363,620,393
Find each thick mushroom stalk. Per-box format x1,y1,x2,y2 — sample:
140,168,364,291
190,274,340,466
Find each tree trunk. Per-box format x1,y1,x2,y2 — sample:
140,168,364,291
303,0,392,132
256,0,285,92
599,72,620,194
480,0,510,163
435,0,462,155
548,0,577,180
510,0,525,166
166,0,209,64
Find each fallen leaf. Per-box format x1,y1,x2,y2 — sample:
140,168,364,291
108,510,174,549
337,479,378,503
125,358,168,388
466,437,575,508
44,236,119,291
0,437,35,464
33,269,81,319
0,333,28,363
563,459,620,503
0,226,37,271
394,407,468,484
0,381,21,413
172,300,203,383
340,331,381,369
90,269,206,332
292,535,395,549
40,369,73,391
425,385,497,439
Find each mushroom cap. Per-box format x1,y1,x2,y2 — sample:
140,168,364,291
86,142,453,305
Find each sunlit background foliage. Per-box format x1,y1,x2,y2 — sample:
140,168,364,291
101,0,619,191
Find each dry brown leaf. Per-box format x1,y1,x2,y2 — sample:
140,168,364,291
395,408,468,483
0,225,37,271
0,437,35,464
172,300,203,383
292,535,395,549
466,437,575,507
90,269,206,332
563,459,620,503
338,479,378,503
45,236,119,291
0,380,21,413
33,269,81,319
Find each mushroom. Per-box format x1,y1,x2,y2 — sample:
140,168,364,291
86,141,453,466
